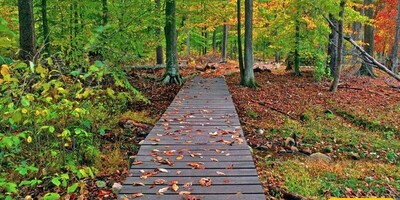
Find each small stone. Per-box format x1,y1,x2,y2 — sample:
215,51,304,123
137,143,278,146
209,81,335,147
309,152,332,163
349,152,361,160
123,120,134,129
285,137,295,147
255,128,265,135
279,147,286,153
300,147,312,155
112,182,123,194
256,145,269,151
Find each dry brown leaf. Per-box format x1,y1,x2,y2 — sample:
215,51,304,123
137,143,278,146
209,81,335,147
153,179,167,185
183,182,193,188
157,168,169,173
187,162,205,169
171,183,179,192
176,155,184,160
132,182,145,186
131,161,143,165
176,170,182,175
199,178,212,187
149,138,161,142
179,191,191,195
129,193,144,199
210,158,219,162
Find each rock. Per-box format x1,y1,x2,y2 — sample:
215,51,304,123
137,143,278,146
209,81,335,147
300,147,312,155
256,145,269,151
349,152,361,160
123,120,134,129
285,137,295,147
96,180,107,188
255,128,265,135
112,182,123,194
278,147,286,153
196,66,206,72
309,152,332,162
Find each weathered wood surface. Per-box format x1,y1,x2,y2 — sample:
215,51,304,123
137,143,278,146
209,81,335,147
119,77,264,200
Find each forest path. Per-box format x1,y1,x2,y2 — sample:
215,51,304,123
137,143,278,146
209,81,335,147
119,77,265,200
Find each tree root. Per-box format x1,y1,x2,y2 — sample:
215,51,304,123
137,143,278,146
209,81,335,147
162,73,183,85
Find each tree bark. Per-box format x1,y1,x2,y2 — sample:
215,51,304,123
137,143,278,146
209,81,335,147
330,1,345,92
391,0,400,74
359,0,375,76
186,28,190,56
294,17,301,76
162,0,182,85
237,0,244,80
328,15,338,74
41,0,50,54
155,0,163,64
242,0,258,88
18,0,36,61
212,29,217,54
221,22,228,63
351,6,362,64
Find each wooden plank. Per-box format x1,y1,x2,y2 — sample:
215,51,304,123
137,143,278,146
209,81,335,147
129,168,259,177
119,193,266,200
138,144,251,151
130,161,255,169
124,176,260,185
120,184,264,195
134,154,254,162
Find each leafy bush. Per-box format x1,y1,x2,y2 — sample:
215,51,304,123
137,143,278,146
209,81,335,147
0,60,148,197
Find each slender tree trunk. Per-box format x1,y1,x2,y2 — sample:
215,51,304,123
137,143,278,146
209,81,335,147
221,22,228,63
391,0,400,74
203,30,208,55
351,6,362,64
102,0,108,26
41,0,50,54
328,15,338,74
242,0,258,88
155,0,163,64
294,17,301,76
186,28,190,56
330,1,345,92
162,0,182,85
18,0,36,61
212,29,217,54
359,0,375,76
237,0,244,80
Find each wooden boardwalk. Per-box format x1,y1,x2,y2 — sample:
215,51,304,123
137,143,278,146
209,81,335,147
119,77,265,200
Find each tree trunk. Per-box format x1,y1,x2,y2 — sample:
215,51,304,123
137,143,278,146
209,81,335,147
351,6,362,64
359,0,375,76
41,0,50,54
18,0,36,61
328,15,338,74
391,0,400,74
330,1,345,92
212,29,217,54
203,30,208,55
294,17,301,76
155,0,163,64
242,0,258,88
162,0,182,85
237,0,244,80
102,0,108,26
186,28,190,56
221,22,228,63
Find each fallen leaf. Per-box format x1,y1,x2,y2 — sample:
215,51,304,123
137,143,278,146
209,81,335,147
183,182,193,188
171,183,179,192
131,193,144,198
179,191,191,195
131,161,143,165
216,171,226,175
187,162,205,169
157,186,169,195
153,179,167,185
199,178,212,187
157,168,169,173
176,155,184,160
176,170,182,175
132,182,145,186
210,158,219,162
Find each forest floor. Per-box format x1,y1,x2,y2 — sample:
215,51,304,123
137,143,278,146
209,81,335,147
84,58,399,199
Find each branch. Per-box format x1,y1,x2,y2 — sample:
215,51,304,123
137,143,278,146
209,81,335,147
324,15,400,81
